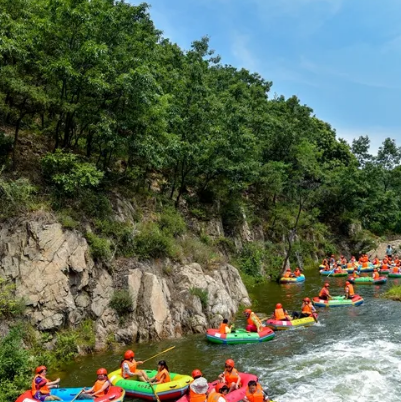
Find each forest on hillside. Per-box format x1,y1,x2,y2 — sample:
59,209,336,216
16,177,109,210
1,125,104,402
1,0,401,276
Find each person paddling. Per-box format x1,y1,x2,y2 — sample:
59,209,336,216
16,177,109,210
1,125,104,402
121,350,150,382
292,297,316,318
218,319,233,334
318,283,332,300
82,368,111,399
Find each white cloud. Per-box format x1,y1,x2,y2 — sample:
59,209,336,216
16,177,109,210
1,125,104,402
231,33,259,71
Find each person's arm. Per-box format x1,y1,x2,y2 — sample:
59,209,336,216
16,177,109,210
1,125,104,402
83,386,95,394
47,378,60,389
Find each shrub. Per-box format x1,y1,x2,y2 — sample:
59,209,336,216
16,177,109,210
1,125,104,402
79,191,113,219
0,176,36,218
86,232,112,261
94,219,135,257
133,222,173,259
42,150,104,195
178,236,222,267
76,319,96,352
190,287,208,309
58,211,79,230
54,331,78,362
0,327,33,402
109,290,133,316
158,206,186,237
237,243,264,277
384,285,401,301
0,278,25,318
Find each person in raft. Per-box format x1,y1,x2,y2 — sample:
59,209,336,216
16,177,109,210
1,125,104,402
372,268,380,280
81,368,111,399
292,298,316,319
344,281,355,300
189,369,208,402
149,360,171,384
243,380,270,402
219,318,233,334
32,366,62,401
218,359,241,392
207,383,229,402
121,350,150,382
318,283,332,300
272,303,292,321
293,267,302,277
244,309,263,332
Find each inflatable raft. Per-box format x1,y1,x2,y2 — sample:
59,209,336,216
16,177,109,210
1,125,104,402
206,327,275,344
16,387,125,402
388,272,401,278
319,270,347,277
279,274,305,283
348,276,387,285
379,268,390,275
358,265,374,273
265,314,317,330
176,372,258,402
109,369,192,400
312,295,364,307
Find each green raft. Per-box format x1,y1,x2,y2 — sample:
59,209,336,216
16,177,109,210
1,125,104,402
206,327,275,344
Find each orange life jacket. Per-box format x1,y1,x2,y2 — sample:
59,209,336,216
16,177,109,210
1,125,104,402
345,284,354,296
302,303,312,315
347,263,353,268
190,388,207,402
362,262,368,268
247,313,262,329
274,308,286,320
372,272,379,280
319,288,329,298
393,267,399,273
121,360,137,378
245,384,264,402
283,271,291,278
381,263,388,270
294,269,301,277
219,323,228,334
156,368,171,384
207,393,226,402
352,271,359,278
93,379,110,397
31,375,50,396
224,368,240,385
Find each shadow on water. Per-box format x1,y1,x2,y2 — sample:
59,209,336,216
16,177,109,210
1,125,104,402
60,268,401,402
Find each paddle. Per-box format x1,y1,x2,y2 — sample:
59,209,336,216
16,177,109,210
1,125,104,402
70,388,85,402
148,381,161,402
142,346,176,364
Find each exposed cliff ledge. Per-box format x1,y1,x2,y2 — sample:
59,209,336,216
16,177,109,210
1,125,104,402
0,213,250,348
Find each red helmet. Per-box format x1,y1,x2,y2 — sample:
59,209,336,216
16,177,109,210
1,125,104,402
286,268,291,271
35,366,47,374
276,303,282,309
346,281,350,285
192,369,202,378
215,383,229,393
244,309,252,315
303,297,310,302
97,368,107,375
225,359,235,368
124,350,135,359
324,282,330,287
374,268,377,271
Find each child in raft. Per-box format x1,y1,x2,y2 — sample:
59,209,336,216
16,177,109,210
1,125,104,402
81,368,111,399
149,360,171,384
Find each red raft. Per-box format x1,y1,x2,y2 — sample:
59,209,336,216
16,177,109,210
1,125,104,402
176,372,258,402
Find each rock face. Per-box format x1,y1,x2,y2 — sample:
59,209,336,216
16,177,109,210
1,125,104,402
0,214,250,348
367,240,401,260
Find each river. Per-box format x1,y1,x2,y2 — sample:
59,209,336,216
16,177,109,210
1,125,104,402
60,268,401,402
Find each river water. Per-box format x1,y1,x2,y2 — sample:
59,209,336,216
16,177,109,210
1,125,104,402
60,269,401,402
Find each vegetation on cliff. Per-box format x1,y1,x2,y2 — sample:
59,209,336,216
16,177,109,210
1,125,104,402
1,0,401,280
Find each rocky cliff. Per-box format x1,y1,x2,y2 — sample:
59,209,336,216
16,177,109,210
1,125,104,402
0,212,250,348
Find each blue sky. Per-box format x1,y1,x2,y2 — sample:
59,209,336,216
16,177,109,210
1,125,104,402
139,0,401,153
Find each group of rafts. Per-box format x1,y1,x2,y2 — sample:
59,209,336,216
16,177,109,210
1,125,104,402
19,353,274,402
19,253,396,402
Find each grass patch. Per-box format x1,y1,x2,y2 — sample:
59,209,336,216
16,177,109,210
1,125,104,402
85,232,112,262
384,285,401,301
109,290,133,316
178,236,223,267
0,277,26,319
189,287,208,309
